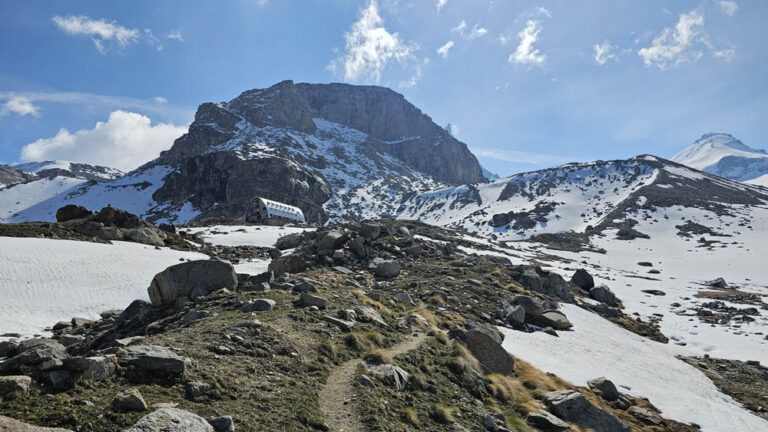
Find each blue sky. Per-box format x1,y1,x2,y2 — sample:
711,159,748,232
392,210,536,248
0,0,765,175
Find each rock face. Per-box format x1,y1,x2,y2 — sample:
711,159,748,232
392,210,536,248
148,260,237,306
544,390,630,432
126,408,214,432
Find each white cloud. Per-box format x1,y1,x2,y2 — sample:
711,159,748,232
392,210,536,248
593,41,616,65
713,47,736,61
1,96,39,117
467,24,487,41
21,111,187,171
452,20,486,41
328,0,416,84
166,30,184,41
637,11,705,70
472,147,570,165
152,96,168,104
717,1,738,16
437,40,454,57
498,34,510,46
436,0,448,11
509,20,546,66
452,20,467,34
52,15,139,53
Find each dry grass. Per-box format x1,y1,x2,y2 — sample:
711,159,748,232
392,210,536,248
364,349,393,365
351,289,393,314
429,404,455,425
344,331,384,352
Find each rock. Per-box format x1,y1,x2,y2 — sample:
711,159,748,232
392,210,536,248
357,375,376,388
0,416,73,431
511,295,545,317
708,277,728,288
590,285,619,307
118,345,186,383
0,339,20,358
355,306,387,327
392,291,413,304
462,324,515,375
315,230,348,253
637,261,653,267
322,315,356,332
0,375,32,397
348,236,369,259
58,334,85,347
544,390,629,432
298,293,328,309
148,260,237,306
519,268,543,292
571,269,595,290
503,304,526,327
1,339,67,373
539,271,575,303
124,227,165,247
56,204,93,222
275,232,303,250
113,388,148,411
628,406,663,425
374,259,401,279
526,410,571,431
587,377,620,402
538,310,572,330
248,271,274,285
71,317,94,328
114,336,146,347
52,321,72,331
38,370,72,392
208,416,235,432
117,300,153,324
641,289,666,296
183,310,212,324
292,280,316,293
64,355,118,381
241,299,276,313
126,407,214,432
185,381,212,399
360,221,382,239
365,363,410,391
269,254,307,275
93,206,143,229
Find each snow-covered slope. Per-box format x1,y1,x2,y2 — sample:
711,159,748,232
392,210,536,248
397,155,768,241
672,133,768,182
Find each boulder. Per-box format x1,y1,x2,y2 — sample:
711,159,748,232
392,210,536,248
275,232,303,250
56,204,93,222
590,285,619,307
315,230,348,253
503,305,526,327
708,277,728,288
544,390,629,432
118,345,186,383
58,334,85,347
298,293,328,309
511,295,545,317
184,381,211,399
241,299,276,313
124,227,165,247
628,406,662,425
539,272,576,303
360,221,382,240
571,269,595,290
365,363,409,391
374,259,401,279
0,375,31,397
117,300,153,324
323,316,356,332
348,236,369,259
208,416,235,432
148,260,237,306
183,310,212,324
526,410,571,431
0,339,20,358
0,416,73,431
64,355,118,381
538,310,572,331
268,254,307,276
462,324,514,375
126,408,214,432
93,206,143,229
587,377,620,402
1,339,67,373
113,388,148,411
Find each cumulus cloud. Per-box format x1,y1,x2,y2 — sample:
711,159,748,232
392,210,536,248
328,0,416,84
637,11,705,69
437,40,454,57
593,41,616,65
21,111,187,171
509,20,546,66
52,15,140,53
1,96,39,117
717,1,738,16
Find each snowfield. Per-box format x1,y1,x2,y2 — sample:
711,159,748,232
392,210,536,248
500,305,768,432
184,224,312,247
0,237,206,339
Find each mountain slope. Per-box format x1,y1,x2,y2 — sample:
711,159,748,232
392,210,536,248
672,133,768,182
397,155,768,241
5,81,488,224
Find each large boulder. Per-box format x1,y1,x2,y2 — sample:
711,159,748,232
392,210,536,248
123,227,165,247
315,230,348,253
275,232,303,250
0,376,31,397
113,388,148,412
360,221,382,240
461,324,514,375
571,269,594,290
64,356,118,381
126,408,214,432
55,204,93,222
511,295,545,317
0,339,67,373
590,285,619,307
374,259,401,279
537,310,572,330
587,377,620,402
92,206,143,229
148,260,237,306
544,390,629,432
118,345,186,383
268,254,307,276
0,416,73,431
526,410,571,431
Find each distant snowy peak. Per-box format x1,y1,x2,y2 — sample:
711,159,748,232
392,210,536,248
481,166,500,181
672,133,768,182
9,160,124,182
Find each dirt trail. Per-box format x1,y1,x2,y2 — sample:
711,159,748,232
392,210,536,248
319,332,427,432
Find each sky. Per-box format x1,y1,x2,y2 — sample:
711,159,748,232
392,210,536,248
0,0,766,176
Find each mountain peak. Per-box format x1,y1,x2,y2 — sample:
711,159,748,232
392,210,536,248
672,133,768,182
